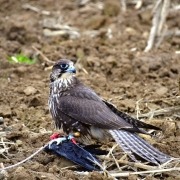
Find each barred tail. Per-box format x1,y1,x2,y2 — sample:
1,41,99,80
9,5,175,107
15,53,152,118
109,130,172,165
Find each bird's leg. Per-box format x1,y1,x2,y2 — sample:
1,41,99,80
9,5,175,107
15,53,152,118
67,134,77,144
48,133,77,148
48,135,67,148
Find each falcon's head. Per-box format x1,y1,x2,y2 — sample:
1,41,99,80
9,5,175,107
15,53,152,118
50,59,76,82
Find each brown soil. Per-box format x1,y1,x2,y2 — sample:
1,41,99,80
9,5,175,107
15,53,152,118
0,0,180,179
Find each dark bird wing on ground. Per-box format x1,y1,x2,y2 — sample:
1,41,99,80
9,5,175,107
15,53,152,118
45,140,102,171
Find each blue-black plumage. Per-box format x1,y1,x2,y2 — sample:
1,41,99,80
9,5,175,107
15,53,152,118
45,140,103,171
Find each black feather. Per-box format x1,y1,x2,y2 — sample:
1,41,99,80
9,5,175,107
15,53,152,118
44,140,101,171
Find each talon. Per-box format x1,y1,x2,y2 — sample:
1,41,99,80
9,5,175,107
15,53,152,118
48,137,66,148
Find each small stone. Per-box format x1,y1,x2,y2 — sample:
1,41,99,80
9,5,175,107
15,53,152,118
23,86,37,96
142,31,149,38
155,87,168,96
0,105,12,117
103,0,120,17
16,66,28,73
163,121,176,136
48,167,54,173
30,162,40,170
125,27,137,36
16,140,23,146
28,97,41,107
84,15,106,30
139,9,151,23
0,117,4,124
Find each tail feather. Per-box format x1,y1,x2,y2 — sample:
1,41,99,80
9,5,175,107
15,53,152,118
109,130,171,165
116,131,162,164
130,132,169,158
110,130,159,164
109,130,137,162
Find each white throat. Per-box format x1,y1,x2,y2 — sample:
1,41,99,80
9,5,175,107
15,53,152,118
52,73,74,93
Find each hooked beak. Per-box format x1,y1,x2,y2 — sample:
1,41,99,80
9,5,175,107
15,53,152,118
66,65,76,73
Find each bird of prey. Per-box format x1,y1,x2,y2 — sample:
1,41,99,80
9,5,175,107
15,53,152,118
48,59,172,165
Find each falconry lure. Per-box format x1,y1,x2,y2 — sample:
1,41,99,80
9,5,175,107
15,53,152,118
48,59,172,165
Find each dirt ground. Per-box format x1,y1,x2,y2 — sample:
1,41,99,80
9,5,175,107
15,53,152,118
0,0,180,179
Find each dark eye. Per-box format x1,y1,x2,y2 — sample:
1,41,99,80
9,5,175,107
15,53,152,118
60,63,69,70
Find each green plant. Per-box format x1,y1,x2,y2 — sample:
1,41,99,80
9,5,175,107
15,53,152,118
8,54,36,64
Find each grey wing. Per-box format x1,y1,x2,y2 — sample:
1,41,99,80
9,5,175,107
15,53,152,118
58,95,133,130
103,100,161,131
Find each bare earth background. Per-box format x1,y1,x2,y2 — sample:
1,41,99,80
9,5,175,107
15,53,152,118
0,0,180,179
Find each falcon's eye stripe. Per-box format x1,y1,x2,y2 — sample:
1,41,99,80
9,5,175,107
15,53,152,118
60,63,69,69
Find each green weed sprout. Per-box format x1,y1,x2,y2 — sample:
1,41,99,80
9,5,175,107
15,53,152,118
8,54,36,64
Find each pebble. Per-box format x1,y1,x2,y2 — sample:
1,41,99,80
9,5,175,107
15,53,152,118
163,121,176,136
0,117,4,124
139,9,151,23
23,86,37,96
16,66,28,73
0,105,12,117
84,15,106,30
103,0,120,16
16,140,23,146
125,27,137,36
155,87,168,96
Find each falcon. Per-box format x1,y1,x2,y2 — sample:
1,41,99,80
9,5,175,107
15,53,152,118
48,59,172,165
